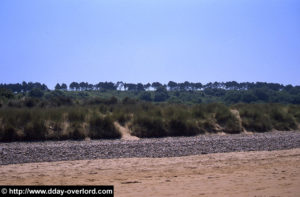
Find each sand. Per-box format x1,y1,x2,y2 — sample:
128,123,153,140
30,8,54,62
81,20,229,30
114,122,139,141
1,149,300,197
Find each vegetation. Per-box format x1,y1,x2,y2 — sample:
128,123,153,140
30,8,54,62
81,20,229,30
1,81,300,104
0,81,299,142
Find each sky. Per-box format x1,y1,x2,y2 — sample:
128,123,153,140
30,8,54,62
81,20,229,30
0,0,299,89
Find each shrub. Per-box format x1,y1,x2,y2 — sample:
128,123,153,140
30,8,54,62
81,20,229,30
154,92,169,102
24,98,38,107
0,124,20,142
47,109,63,122
0,88,14,99
46,122,63,140
89,116,121,139
139,92,152,101
86,97,105,105
99,104,108,114
242,115,272,132
1,109,32,128
68,110,85,122
113,112,131,126
270,108,297,130
8,100,23,108
16,110,32,127
192,105,205,119
49,96,73,107
239,107,272,132
131,116,167,137
288,105,300,123
223,118,242,134
106,96,118,105
69,123,86,140
214,106,242,134
215,106,233,125
24,120,47,141
29,88,44,98
122,97,137,105
205,103,224,113
199,119,217,133
167,118,201,136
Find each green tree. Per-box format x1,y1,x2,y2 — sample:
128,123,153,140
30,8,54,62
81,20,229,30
61,83,67,90
69,82,79,91
168,81,178,91
0,88,14,99
152,82,163,90
154,86,169,102
29,88,44,98
140,92,152,101
55,83,61,90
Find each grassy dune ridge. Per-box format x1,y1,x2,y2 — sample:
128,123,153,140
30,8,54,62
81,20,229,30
0,101,299,142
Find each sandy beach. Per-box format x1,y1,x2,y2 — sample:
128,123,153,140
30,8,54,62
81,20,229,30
1,148,300,196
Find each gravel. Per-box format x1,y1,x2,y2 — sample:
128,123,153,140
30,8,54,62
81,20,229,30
1,131,300,165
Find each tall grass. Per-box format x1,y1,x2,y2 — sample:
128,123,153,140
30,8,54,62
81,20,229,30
131,115,167,138
0,103,299,142
236,103,298,132
24,120,47,141
89,115,121,139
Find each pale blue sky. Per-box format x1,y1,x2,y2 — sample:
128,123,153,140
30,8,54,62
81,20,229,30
0,0,299,88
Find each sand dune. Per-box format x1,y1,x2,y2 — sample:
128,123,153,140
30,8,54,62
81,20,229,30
1,149,300,196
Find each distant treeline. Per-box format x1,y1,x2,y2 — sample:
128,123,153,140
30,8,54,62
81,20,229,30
1,81,300,104
0,81,298,92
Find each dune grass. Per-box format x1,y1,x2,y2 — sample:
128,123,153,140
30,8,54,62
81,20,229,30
0,102,299,142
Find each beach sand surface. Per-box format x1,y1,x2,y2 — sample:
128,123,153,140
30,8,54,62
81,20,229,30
1,149,300,197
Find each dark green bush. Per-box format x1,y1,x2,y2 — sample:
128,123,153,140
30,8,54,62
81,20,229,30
47,109,63,122
288,105,300,123
68,110,85,122
106,96,118,105
89,116,121,139
205,103,223,113
24,120,47,141
86,97,105,105
270,108,297,130
199,119,217,133
239,106,272,132
215,106,233,125
49,96,73,107
98,104,108,114
46,122,63,140
1,109,32,128
223,118,242,134
8,100,23,108
139,92,152,101
86,97,118,105
131,116,167,137
0,124,20,142
122,97,137,105
192,105,205,119
16,110,32,127
214,106,242,134
0,88,14,99
69,123,86,140
113,112,131,126
24,98,39,107
154,92,169,102
29,88,44,98
167,118,201,136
